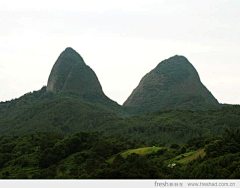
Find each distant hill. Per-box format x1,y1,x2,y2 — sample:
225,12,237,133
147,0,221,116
47,47,122,112
47,47,101,94
124,55,219,114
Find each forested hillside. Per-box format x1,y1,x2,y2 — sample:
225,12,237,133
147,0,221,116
0,48,239,179
0,87,240,145
110,105,240,145
0,87,122,136
0,130,239,179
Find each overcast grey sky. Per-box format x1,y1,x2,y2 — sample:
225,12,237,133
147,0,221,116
0,0,240,105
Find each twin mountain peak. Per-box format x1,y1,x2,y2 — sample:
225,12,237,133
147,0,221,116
46,47,219,113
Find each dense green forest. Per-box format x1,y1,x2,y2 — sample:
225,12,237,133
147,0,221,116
0,130,240,179
1,87,240,179
0,87,240,146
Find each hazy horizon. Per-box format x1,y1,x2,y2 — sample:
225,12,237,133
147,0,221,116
1,0,240,105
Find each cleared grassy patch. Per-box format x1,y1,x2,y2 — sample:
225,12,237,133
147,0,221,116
179,148,206,163
164,148,206,165
107,147,163,163
121,147,162,157
164,151,194,164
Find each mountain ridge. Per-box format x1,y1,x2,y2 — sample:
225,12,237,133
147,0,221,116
0,48,223,137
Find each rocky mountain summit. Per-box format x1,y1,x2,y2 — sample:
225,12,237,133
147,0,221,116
46,49,219,114
123,55,219,114
46,47,121,112
47,47,103,95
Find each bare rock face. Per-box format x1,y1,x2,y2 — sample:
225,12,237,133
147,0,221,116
47,47,103,95
123,55,219,114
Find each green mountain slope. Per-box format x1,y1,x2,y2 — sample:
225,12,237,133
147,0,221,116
1,130,240,179
0,86,239,144
0,48,237,145
124,55,219,114
0,87,122,136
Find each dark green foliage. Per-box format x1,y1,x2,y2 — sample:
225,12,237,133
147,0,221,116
156,148,167,155
1,86,240,146
0,153,12,168
179,146,187,154
0,87,123,136
0,131,134,179
170,143,180,149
